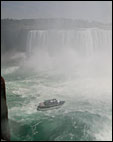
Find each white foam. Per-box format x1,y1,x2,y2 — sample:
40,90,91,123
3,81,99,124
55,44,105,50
2,66,19,75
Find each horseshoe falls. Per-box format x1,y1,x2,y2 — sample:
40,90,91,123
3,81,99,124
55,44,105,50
2,27,112,141
27,29,112,56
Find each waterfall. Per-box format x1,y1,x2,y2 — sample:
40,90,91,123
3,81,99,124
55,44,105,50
26,28,112,55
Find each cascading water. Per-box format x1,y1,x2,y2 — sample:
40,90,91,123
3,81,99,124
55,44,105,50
2,26,112,141
26,28,112,56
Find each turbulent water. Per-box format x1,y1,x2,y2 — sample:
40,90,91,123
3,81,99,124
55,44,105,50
1,28,112,141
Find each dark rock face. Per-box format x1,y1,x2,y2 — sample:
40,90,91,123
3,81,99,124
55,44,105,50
1,77,10,141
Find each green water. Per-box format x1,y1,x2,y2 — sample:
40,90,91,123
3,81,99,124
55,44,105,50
1,65,112,141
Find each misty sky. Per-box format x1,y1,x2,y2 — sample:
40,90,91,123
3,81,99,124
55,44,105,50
1,1,112,23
